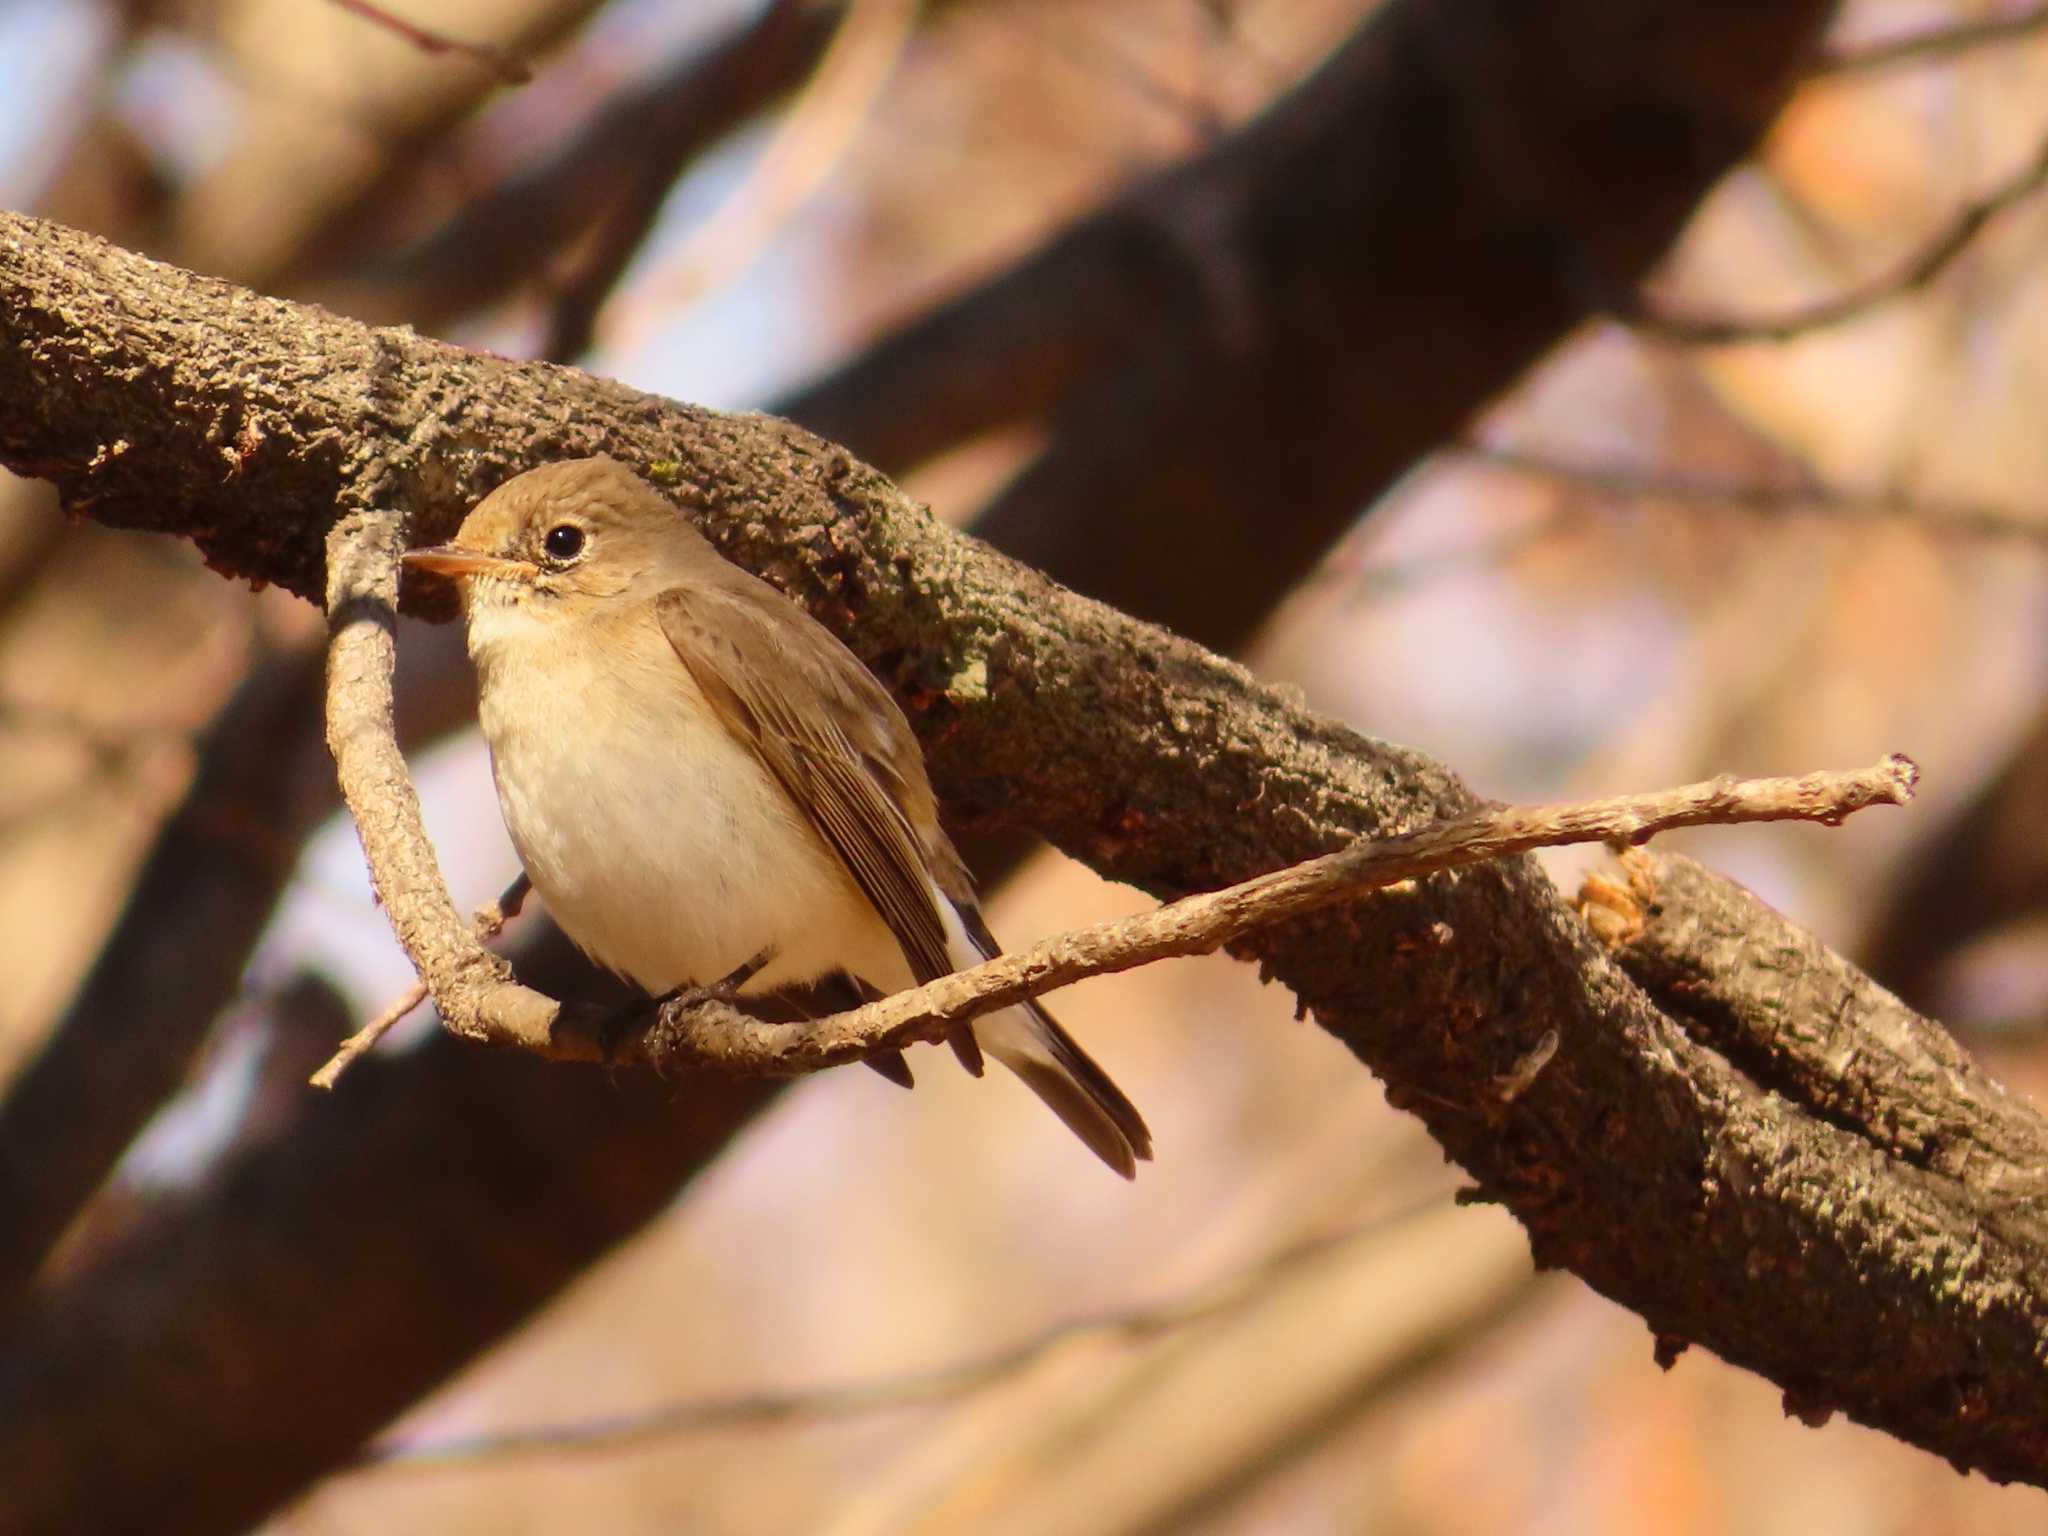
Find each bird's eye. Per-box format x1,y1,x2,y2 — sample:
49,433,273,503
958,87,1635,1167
543,524,586,562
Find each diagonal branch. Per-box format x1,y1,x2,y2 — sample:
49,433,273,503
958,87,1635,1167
622,758,1920,1076
355,1193,1447,1462
323,0,534,83
1593,849,2048,1197
1616,125,2048,346
1456,441,2048,543
318,515,1918,1083
8,209,2048,1486
1816,5,2048,74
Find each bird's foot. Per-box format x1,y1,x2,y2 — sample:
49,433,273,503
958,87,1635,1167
657,948,773,1010
598,950,774,1062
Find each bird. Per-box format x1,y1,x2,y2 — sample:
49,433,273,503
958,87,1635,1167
403,455,1151,1177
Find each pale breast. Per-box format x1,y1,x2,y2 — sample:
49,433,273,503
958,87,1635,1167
469,598,911,997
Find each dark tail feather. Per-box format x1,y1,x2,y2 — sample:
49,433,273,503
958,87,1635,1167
945,899,1149,1175
947,1027,985,1077
864,1049,916,1089
981,999,1151,1179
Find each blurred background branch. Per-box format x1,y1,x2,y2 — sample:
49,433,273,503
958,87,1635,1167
1817,3,2048,73
1614,122,2048,345
354,1188,1473,1466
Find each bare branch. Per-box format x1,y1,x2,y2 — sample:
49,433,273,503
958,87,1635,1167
339,587,1910,1080
1615,127,2048,346
1456,442,2048,543
309,873,531,1089
321,510,559,1054
1816,5,2048,74
594,0,920,352
532,0,818,361
353,1191,1459,1466
323,0,533,84
624,758,1920,1076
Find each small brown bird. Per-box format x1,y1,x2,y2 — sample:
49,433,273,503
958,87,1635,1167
405,456,1151,1176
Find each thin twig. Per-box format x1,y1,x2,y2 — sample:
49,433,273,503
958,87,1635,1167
310,873,531,1089
538,0,816,362
349,1189,1455,1468
628,756,1920,1074
324,0,532,84
1454,443,2048,543
1615,127,2048,346
323,510,560,1055
1816,5,2048,74
598,0,920,348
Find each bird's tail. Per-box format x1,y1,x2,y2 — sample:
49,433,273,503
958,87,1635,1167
975,1000,1152,1179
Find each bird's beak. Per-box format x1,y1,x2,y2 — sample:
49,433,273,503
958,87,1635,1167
403,545,522,580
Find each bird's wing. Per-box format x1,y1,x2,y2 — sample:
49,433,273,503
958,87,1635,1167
654,583,955,986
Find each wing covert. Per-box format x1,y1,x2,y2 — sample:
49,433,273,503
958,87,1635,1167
655,586,955,986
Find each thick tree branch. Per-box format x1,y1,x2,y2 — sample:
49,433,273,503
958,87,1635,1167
4,212,2047,1485
1597,850,2048,1197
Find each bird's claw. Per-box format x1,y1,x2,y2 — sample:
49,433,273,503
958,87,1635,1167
597,949,773,1063
655,947,773,1013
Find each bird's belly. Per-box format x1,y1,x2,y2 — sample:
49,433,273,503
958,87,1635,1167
483,689,908,997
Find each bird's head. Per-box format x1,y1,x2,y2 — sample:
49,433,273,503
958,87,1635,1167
404,456,707,620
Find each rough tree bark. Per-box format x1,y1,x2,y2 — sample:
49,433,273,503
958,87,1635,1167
4,210,2047,1516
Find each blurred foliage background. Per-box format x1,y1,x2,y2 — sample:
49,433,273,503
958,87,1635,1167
4,0,2048,1530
